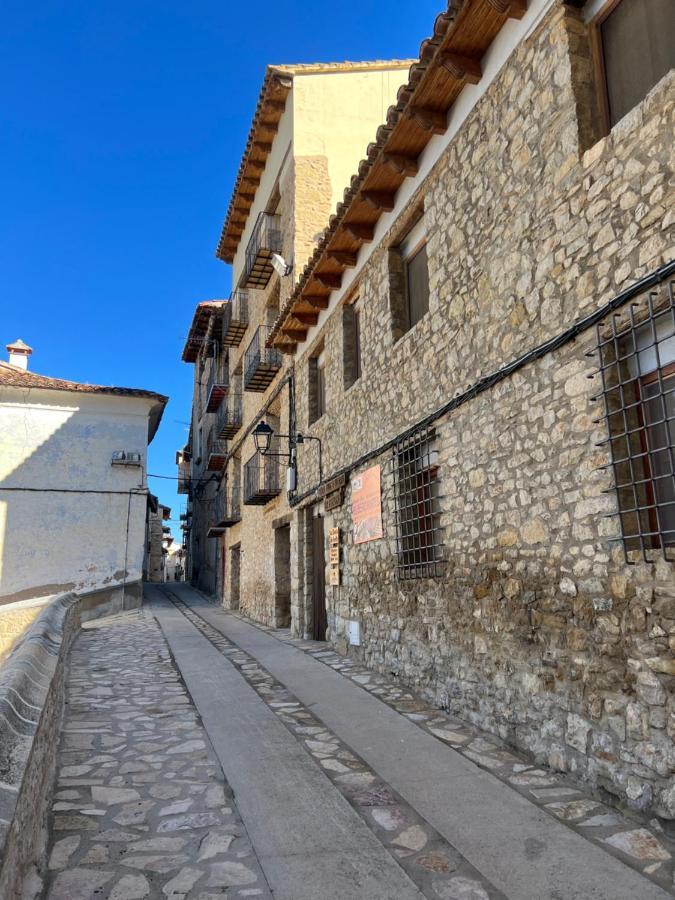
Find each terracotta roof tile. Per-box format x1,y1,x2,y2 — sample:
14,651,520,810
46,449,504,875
0,361,167,403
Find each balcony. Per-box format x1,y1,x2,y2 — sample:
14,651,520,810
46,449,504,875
177,472,190,494
243,213,282,289
206,435,228,471
216,394,243,439
244,326,282,392
205,359,229,413
207,489,241,536
244,452,280,506
222,291,249,347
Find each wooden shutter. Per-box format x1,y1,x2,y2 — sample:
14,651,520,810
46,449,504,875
406,243,430,329
599,0,675,128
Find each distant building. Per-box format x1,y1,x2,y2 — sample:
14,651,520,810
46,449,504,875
144,499,172,583
181,59,413,612
0,339,167,617
164,541,185,582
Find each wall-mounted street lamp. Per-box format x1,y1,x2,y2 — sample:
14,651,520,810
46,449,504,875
252,421,275,455
252,420,323,484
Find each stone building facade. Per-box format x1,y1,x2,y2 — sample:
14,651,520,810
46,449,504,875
269,1,675,818
182,61,410,620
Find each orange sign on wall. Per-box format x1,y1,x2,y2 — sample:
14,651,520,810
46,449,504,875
351,465,384,545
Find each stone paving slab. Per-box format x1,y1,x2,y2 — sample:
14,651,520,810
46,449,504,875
150,592,427,900
167,585,673,900
163,592,505,900
42,609,271,900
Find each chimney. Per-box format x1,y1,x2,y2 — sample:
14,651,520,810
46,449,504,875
6,339,33,371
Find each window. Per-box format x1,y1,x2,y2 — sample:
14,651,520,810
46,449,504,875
392,427,443,579
589,0,675,132
389,216,429,339
343,299,362,388
597,279,675,559
309,348,326,424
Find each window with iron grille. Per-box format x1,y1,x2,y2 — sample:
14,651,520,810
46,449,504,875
596,278,675,560
392,427,443,579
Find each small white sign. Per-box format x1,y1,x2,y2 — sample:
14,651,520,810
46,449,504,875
348,620,361,646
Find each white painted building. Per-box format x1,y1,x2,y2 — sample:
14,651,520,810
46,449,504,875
0,339,167,616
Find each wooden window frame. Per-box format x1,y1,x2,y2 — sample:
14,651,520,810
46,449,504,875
308,346,326,425
403,235,429,332
589,0,623,137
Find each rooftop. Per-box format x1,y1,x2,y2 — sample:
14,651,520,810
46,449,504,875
215,59,416,265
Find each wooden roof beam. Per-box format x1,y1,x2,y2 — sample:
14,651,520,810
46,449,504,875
486,0,527,18
253,141,273,153
291,310,320,327
259,120,280,133
242,175,260,187
410,106,447,134
248,159,266,173
438,51,482,84
267,99,286,112
344,222,375,242
282,326,308,342
327,250,358,268
315,271,343,290
362,190,396,212
240,192,255,204
382,153,419,177
304,295,331,310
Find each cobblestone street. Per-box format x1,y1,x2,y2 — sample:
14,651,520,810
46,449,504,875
44,609,270,900
40,586,675,899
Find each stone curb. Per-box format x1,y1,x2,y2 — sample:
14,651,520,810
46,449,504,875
0,592,80,899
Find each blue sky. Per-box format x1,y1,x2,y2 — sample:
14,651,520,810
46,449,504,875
1,0,439,529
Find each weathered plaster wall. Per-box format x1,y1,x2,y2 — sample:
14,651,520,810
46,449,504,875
290,3,674,819
0,389,153,605
292,66,410,268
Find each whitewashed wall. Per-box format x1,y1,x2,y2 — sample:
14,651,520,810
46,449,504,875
0,387,156,605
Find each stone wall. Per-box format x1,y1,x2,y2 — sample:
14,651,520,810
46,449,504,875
289,3,674,819
0,593,80,899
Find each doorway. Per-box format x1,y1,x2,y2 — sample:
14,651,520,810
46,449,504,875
274,524,291,628
311,513,327,641
230,544,241,610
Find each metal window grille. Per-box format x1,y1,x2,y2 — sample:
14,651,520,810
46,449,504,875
595,276,675,561
392,426,443,579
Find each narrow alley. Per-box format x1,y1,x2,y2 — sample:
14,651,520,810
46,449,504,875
41,585,673,900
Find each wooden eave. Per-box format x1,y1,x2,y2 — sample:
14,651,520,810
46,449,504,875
215,70,291,264
181,303,225,363
270,0,526,351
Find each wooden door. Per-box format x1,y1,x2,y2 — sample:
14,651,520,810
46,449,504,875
312,514,326,641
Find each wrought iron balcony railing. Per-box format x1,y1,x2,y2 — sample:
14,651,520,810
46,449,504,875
206,435,228,471
243,213,282,289
243,452,280,505
216,394,243,439
207,488,241,536
222,290,249,347
244,326,282,392
205,356,229,413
